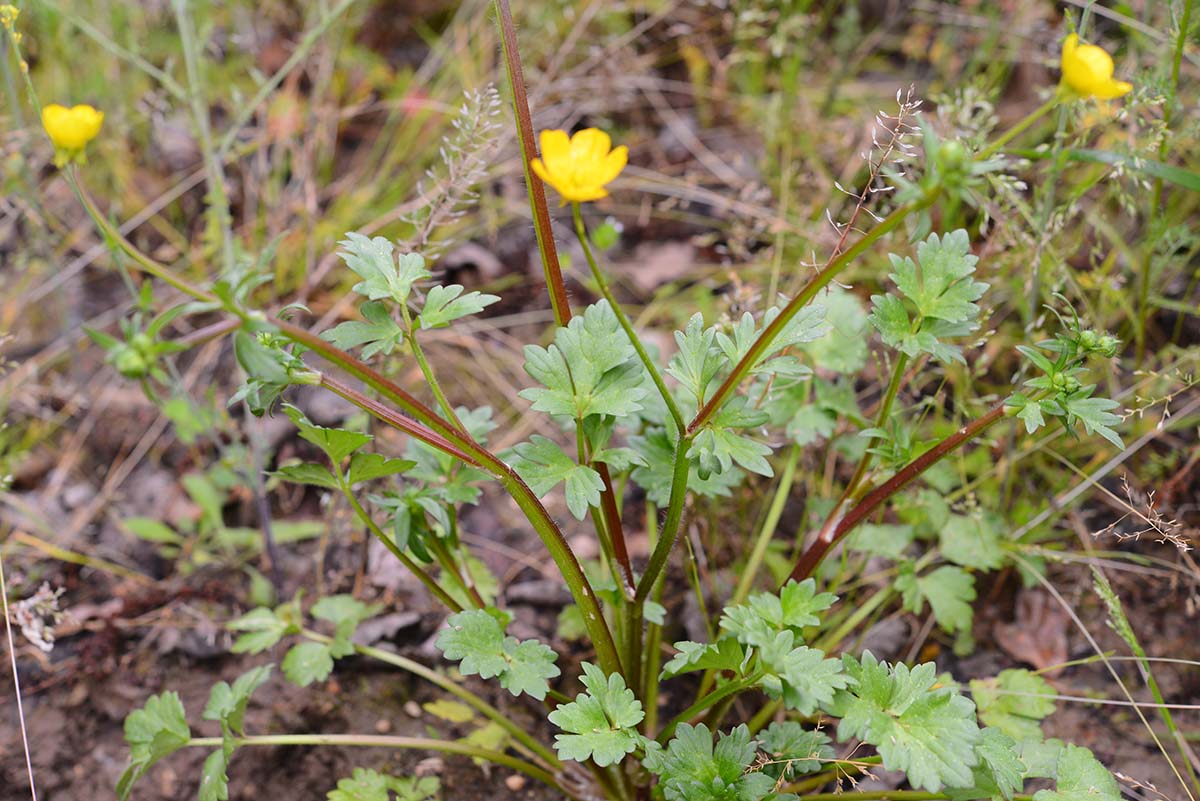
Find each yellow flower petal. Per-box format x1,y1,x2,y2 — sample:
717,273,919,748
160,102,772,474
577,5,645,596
596,146,629,186
539,129,571,168
530,127,627,205
41,103,104,153
1060,33,1132,100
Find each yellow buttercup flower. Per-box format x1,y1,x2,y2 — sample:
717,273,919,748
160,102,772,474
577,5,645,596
1060,34,1132,100
41,103,104,167
531,128,627,205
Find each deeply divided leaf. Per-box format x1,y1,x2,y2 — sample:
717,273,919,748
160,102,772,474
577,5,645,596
548,663,644,767
837,653,981,791
435,610,560,700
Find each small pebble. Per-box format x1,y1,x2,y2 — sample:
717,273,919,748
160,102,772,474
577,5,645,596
505,775,527,792
403,700,422,717
374,718,391,733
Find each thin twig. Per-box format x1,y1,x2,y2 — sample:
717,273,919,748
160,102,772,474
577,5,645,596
0,549,39,801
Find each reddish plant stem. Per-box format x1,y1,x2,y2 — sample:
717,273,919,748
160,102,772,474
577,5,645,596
494,1,637,598
320,374,482,466
494,0,570,327
788,402,1008,582
596,461,635,590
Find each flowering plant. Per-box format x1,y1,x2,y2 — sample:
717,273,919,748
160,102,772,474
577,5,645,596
5,6,1177,801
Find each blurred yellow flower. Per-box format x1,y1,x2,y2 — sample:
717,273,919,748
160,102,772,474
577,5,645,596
531,128,627,204
1060,34,1132,100
41,103,104,166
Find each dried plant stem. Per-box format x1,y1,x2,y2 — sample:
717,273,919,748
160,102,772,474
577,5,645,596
0,548,39,801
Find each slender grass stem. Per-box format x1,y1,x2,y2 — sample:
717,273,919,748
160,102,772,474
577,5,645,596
730,445,800,606
0,548,39,801
184,734,558,788
171,0,235,275
299,629,560,768
1137,0,1195,365
975,95,1061,161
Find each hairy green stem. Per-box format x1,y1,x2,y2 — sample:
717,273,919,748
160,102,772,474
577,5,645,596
337,478,464,612
975,95,1061,161
398,302,467,431
573,203,686,434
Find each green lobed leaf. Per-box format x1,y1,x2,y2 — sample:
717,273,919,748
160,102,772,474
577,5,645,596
757,722,834,780
322,301,405,359
644,724,777,801
1033,745,1120,801
548,663,644,766
897,565,976,635
630,428,742,507
661,637,748,679
846,523,915,559
338,233,431,304
202,664,273,736
666,313,727,404
520,301,648,420
199,749,230,801
722,579,837,648
346,453,416,485
418,284,500,329
313,595,382,656
1019,738,1065,780
974,728,1026,800
118,692,192,800
273,462,340,489
837,653,981,791
282,641,335,687
228,607,292,654
757,632,851,715
971,670,1056,742
284,404,373,463
1062,395,1124,449
509,435,604,520
327,768,440,801
940,512,1006,571
799,288,869,374
434,610,559,700
891,230,987,324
